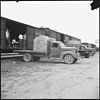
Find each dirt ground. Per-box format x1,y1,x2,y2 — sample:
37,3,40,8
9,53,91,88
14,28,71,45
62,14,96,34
1,52,99,99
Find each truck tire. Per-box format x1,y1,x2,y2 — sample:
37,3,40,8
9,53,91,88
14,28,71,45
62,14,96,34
33,56,40,61
23,53,33,62
64,54,75,64
85,53,89,58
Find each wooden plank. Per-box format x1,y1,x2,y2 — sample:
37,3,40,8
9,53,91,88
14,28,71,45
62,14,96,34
1,53,19,56
1,54,23,59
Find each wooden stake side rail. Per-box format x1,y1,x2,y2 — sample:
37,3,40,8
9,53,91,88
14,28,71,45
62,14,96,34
1,54,23,59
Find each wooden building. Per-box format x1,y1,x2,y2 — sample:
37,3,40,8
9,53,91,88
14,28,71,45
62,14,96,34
1,16,82,53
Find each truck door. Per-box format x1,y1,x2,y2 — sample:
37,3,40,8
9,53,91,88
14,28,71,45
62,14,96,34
49,43,60,57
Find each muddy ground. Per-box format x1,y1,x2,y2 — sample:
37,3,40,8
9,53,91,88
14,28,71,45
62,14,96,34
1,52,99,99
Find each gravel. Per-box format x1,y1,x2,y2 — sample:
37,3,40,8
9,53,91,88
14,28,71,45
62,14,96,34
1,52,99,99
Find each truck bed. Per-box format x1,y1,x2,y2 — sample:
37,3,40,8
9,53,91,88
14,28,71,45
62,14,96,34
13,50,48,56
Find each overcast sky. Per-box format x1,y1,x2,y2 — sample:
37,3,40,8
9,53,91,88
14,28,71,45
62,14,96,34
1,1,99,47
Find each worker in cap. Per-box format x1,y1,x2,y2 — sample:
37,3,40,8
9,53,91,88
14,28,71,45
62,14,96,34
23,34,26,49
18,34,23,49
5,29,11,48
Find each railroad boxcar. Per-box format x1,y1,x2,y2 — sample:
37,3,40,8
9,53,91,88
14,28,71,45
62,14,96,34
1,17,37,53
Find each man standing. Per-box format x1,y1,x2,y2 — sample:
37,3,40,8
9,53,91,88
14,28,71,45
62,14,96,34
12,39,16,48
23,34,26,49
18,34,23,49
5,29,11,48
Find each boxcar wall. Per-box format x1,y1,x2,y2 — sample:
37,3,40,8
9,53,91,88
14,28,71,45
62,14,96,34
35,28,61,42
26,26,36,50
1,18,6,51
37,28,57,40
24,27,67,45
42,28,65,43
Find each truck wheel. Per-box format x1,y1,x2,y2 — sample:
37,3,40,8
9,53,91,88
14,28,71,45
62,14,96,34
64,54,75,64
23,53,33,62
85,53,89,58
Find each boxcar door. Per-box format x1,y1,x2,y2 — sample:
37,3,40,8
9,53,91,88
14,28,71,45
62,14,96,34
26,26,35,50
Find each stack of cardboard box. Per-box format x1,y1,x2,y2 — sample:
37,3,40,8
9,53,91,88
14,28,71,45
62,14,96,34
33,35,56,53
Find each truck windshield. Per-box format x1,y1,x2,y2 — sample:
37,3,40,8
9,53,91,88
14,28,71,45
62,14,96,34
59,42,65,47
81,45,87,50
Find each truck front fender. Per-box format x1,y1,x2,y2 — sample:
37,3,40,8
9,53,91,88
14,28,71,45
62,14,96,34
60,51,78,60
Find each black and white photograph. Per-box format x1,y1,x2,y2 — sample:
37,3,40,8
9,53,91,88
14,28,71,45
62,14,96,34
1,1,99,99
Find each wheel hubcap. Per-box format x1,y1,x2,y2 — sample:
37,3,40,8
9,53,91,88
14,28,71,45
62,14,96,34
24,53,32,62
26,55,29,60
65,55,74,63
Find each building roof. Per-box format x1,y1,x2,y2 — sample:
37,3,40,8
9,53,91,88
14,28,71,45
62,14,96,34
1,16,81,41
82,42,96,46
1,16,37,29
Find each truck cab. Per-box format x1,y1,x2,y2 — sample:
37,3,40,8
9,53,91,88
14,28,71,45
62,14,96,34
49,41,77,56
78,44,90,58
86,47,96,56
48,41,79,64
